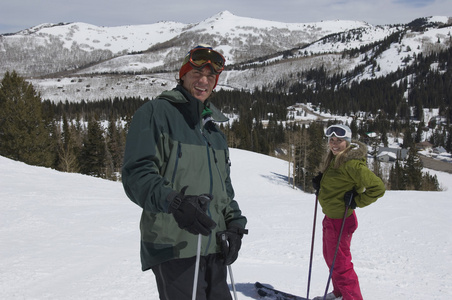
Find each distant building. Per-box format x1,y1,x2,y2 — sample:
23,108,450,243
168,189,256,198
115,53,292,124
363,132,379,144
366,132,378,138
377,147,408,162
433,146,447,154
416,141,434,151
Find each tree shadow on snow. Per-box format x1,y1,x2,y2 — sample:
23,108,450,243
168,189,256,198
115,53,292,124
261,172,294,187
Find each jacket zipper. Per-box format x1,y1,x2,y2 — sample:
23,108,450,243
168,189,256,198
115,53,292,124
170,142,182,184
199,126,215,256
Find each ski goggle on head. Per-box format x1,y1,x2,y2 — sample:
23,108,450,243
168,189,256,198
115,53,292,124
183,47,225,74
325,125,350,138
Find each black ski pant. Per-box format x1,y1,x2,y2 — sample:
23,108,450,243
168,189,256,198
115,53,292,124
151,253,232,300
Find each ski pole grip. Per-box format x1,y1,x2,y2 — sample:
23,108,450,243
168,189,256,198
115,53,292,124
344,189,356,208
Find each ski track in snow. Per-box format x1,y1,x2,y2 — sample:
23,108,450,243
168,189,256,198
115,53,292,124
1,148,451,299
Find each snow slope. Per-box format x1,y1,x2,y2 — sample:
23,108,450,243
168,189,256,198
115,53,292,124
21,21,187,54
1,149,451,299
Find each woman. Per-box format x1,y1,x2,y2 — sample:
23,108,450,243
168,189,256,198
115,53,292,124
312,124,385,300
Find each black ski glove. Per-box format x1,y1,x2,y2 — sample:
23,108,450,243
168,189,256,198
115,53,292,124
344,189,358,209
217,226,248,265
168,186,217,236
312,172,323,196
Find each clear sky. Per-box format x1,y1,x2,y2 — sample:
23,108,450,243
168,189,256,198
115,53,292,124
0,0,450,34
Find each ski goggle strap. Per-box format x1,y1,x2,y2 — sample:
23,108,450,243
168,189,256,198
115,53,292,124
325,126,347,138
183,48,225,74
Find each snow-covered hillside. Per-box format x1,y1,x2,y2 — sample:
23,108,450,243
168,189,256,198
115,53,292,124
13,11,369,63
1,149,451,299
18,21,187,54
2,10,369,82
1,12,449,102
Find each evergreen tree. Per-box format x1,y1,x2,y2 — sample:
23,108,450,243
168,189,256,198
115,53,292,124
106,113,125,180
58,113,80,173
381,129,389,147
304,122,326,192
421,172,440,191
404,145,423,190
389,164,397,190
389,158,405,190
366,132,383,178
350,119,359,140
446,126,452,153
41,99,59,169
293,124,308,189
415,121,424,143
0,71,53,167
402,125,414,148
79,116,106,177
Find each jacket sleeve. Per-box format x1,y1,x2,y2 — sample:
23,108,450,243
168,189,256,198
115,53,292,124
121,105,174,213
222,158,247,229
346,161,386,208
223,183,247,229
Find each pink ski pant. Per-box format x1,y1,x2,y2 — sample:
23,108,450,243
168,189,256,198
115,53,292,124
322,211,363,300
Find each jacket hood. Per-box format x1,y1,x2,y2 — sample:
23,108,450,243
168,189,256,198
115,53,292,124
158,85,190,104
343,141,368,162
330,140,368,169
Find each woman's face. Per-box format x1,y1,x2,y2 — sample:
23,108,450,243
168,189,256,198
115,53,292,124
328,136,347,155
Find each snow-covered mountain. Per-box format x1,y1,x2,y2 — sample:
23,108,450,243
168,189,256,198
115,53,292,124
5,11,371,66
1,149,451,299
1,11,451,102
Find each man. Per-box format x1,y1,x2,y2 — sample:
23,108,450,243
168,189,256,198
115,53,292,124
122,44,248,300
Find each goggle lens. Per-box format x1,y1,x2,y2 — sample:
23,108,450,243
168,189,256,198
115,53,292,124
189,48,225,74
325,126,347,138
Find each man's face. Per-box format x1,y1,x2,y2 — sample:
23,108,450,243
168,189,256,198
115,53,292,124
182,66,217,103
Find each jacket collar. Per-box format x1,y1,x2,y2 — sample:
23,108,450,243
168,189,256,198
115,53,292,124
158,85,229,123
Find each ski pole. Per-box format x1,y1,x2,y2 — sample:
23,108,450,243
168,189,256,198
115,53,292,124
192,234,202,300
306,195,319,300
322,199,351,300
228,264,238,300
222,233,239,300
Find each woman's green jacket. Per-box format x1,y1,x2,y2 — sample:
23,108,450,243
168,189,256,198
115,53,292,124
319,141,386,219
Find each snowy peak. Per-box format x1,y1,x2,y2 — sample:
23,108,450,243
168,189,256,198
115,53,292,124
14,21,187,54
205,10,236,21
1,11,452,103
7,11,373,57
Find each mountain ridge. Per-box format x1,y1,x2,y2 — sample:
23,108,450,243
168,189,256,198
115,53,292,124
1,11,451,102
